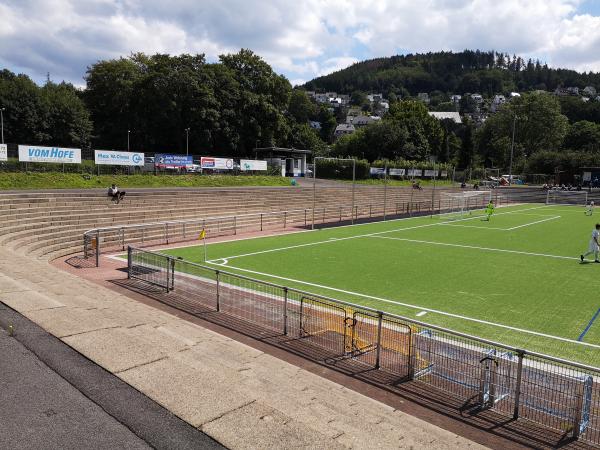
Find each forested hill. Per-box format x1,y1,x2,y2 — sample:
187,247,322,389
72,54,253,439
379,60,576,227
304,50,600,97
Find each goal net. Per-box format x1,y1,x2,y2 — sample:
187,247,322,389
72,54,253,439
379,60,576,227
546,190,588,206
437,191,492,220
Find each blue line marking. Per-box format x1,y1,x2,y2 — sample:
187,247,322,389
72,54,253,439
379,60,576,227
578,308,600,341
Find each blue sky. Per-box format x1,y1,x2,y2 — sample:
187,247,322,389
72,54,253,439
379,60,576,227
1,0,600,87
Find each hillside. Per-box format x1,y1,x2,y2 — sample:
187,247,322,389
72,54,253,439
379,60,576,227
304,50,600,98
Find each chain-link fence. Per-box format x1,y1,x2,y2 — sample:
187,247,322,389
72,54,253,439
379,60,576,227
128,246,600,446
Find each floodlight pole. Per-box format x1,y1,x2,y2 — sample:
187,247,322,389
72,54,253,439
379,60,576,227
430,159,437,218
127,130,131,151
185,128,190,156
351,159,356,225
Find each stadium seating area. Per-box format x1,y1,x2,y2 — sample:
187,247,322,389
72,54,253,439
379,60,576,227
0,186,439,261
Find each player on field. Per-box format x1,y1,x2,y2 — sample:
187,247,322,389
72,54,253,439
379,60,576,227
585,201,595,216
581,223,600,263
483,200,495,221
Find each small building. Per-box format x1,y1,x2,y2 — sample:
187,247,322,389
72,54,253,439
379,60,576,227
428,111,462,124
450,94,462,105
367,93,383,103
490,95,506,113
334,123,355,138
583,86,597,97
315,93,329,103
352,115,376,127
470,93,483,104
417,92,430,104
309,121,321,130
254,147,311,177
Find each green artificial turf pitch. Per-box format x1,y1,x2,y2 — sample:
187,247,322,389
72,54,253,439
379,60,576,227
160,203,600,366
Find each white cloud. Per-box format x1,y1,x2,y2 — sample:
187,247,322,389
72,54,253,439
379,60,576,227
0,0,598,85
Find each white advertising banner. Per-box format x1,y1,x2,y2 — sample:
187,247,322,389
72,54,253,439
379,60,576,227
407,169,422,177
389,168,405,176
95,150,145,166
0,144,7,161
369,167,386,175
18,145,81,164
424,169,438,177
200,156,234,170
441,170,448,178
240,159,267,171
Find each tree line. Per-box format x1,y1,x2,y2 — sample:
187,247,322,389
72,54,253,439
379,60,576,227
1,49,600,178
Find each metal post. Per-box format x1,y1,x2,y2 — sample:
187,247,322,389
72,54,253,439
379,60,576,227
312,159,317,230
430,160,437,217
369,204,372,218
165,223,169,244
304,209,307,227
339,206,342,222
260,213,263,231
95,230,100,267
283,211,287,229
374,312,383,369
234,216,237,235
169,257,175,292
409,184,415,216
215,270,220,312
185,128,190,156
283,287,288,335
509,114,516,186
183,223,186,239
121,228,125,251
383,163,388,221
127,246,132,279
513,350,524,419
127,130,130,151
351,159,356,225
0,108,5,144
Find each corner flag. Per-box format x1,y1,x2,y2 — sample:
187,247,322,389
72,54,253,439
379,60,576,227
198,228,207,261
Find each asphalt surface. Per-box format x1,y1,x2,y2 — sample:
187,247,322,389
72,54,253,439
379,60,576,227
0,303,225,450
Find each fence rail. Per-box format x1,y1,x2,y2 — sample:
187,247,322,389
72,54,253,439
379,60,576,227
84,187,552,266
128,245,600,446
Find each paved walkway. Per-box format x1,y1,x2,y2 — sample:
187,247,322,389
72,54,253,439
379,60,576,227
0,246,485,449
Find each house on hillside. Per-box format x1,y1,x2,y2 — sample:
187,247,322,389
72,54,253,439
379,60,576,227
554,87,579,96
338,94,351,105
334,123,355,138
315,93,329,103
490,95,506,113
352,115,380,127
417,93,430,104
428,111,462,124
583,86,597,97
367,93,383,103
309,121,321,130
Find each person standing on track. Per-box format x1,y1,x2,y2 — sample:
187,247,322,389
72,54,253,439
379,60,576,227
581,223,600,263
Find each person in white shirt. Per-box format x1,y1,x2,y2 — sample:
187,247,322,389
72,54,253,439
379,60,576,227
581,224,600,263
585,201,595,216
107,184,126,204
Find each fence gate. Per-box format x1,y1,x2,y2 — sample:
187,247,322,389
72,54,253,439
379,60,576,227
298,296,347,356
349,311,379,367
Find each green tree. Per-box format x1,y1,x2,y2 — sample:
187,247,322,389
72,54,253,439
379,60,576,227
288,89,315,123
564,121,600,152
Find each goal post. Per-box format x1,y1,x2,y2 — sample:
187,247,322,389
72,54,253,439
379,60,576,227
437,190,492,220
545,190,588,206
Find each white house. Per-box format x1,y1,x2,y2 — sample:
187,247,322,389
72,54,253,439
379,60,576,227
491,95,506,112
428,111,462,124
583,86,597,97
309,121,321,130
367,93,383,103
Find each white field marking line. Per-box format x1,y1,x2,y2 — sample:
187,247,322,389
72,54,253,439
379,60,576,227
207,260,600,350
505,215,561,230
439,223,508,231
206,205,552,263
369,235,577,261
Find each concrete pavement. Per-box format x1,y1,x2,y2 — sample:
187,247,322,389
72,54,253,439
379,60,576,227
0,246,486,449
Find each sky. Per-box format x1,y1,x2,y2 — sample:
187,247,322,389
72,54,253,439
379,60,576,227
1,0,600,87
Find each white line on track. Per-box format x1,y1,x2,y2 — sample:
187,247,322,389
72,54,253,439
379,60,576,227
368,235,576,261
207,205,552,263
207,260,600,350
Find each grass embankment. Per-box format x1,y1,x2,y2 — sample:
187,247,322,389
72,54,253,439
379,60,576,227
0,172,290,190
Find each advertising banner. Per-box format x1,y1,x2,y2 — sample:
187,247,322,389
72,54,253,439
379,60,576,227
441,170,448,178
424,169,438,177
240,159,267,171
369,167,386,175
94,150,144,166
155,154,193,168
18,145,81,164
201,157,234,170
389,168,405,176
0,144,7,162
407,169,422,177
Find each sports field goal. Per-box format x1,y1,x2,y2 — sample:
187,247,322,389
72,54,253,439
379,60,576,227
546,190,588,206
437,190,492,220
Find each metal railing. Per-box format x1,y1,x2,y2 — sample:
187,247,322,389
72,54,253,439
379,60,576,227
128,246,600,446
83,187,551,266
